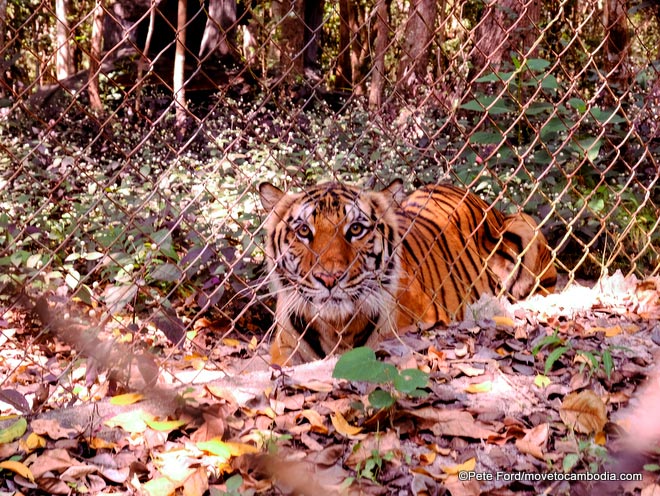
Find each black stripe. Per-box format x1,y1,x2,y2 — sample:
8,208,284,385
354,319,377,347
290,313,326,359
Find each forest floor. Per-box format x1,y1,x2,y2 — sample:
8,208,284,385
1,271,659,495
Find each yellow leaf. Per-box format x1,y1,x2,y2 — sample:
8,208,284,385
0,460,34,482
559,390,607,434
104,410,152,433
21,432,46,452
420,451,436,465
594,431,607,445
0,418,27,444
222,338,241,347
145,417,187,432
88,437,116,449
331,412,363,437
110,393,144,406
464,381,492,394
443,457,476,475
586,325,622,337
492,316,514,328
534,374,552,388
223,441,259,456
142,476,178,496
299,409,329,434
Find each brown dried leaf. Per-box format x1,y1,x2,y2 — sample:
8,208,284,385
409,407,499,439
30,419,80,441
515,423,549,460
559,390,607,434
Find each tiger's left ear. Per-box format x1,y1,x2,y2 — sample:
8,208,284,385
258,183,285,212
381,179,406,206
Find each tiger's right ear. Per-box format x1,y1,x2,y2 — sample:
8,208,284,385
258,182,286,212
382,179,406,205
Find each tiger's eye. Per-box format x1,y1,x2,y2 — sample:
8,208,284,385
348,223,366,238
296,224,312,239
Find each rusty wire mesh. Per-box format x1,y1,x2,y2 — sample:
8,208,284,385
0,0,659,403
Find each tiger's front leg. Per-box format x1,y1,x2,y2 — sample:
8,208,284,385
270,322,316,366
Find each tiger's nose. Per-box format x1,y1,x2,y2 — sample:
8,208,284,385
313,270,342,289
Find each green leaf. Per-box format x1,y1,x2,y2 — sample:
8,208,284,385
568,98,587,113
588,196,605,213
532,333,563,355
563,453,580,472
524,102,553,116
474,71,516,84
461,96,513,114
590,108,626,124
602,350,614,379
544,346,569,374
333,347,396,383
368,389,396,410
572,137,602,161
469,132,505,144
393,369,429,394
526,58,551,72
196,439,232,459
540,74,559,89
150,263,181,282
0,418,27,444
461,100,488,112
540,117,572,138
577,350,599,369
225,474,243,491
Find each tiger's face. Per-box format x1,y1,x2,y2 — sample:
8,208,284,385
259,181,404,357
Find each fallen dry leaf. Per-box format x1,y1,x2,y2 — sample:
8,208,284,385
442,457,476,475
331,411,363,437
515,423,549,460
0,460,34,482
409,407,499,439
559,390,607,434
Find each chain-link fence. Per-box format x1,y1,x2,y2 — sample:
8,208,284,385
0,0,659,451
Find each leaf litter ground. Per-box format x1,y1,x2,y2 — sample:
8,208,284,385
1,271,660,495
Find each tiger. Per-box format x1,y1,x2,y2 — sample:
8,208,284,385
259,180,557,365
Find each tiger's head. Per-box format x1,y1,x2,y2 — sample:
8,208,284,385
259,181,404,360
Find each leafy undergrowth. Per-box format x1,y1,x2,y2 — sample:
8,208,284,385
1,272,660,495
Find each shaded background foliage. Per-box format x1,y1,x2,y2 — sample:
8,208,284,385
0,0,659,344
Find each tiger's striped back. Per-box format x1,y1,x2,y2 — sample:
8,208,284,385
259,180,556,365
395,184,556,327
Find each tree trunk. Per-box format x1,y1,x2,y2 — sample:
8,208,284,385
88,0,105,112
603,0,630,89
199,0,237,62
396,0,437,97
337,0,352,89
0,0,7,97
369,0,389,110
55,0,74,80
272,0,305,81
174,0,188,142
470,0,541,77
303,0,324,75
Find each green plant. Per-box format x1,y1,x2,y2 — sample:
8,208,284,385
210,474,249,496
531,332,616,379
353,445,395,482
332,347,429,410
561,437,610,474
